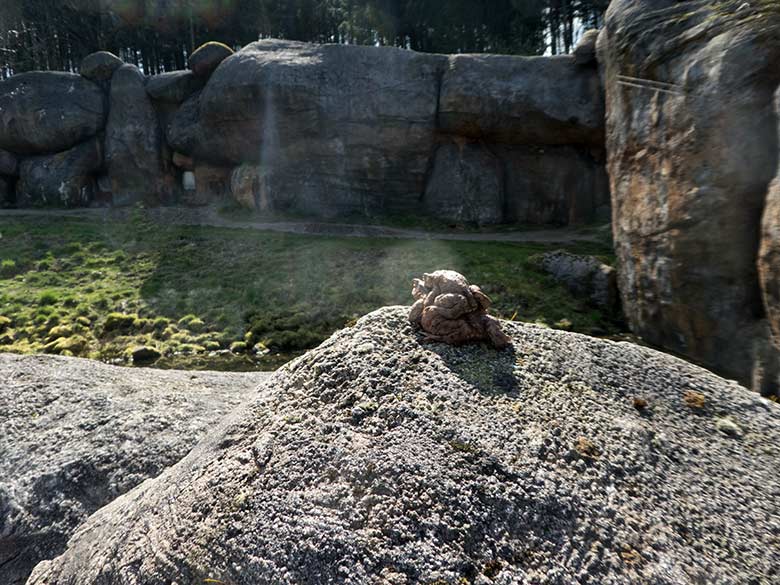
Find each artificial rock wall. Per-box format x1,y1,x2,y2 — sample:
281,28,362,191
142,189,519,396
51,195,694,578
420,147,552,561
0,38,608,226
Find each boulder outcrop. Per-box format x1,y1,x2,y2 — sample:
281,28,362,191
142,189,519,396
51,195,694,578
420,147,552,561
197,39,445,216
0,353,268,585
146,70,204,104
0,39,609,223
105,64,169,206
189,41,234,77
0,72,105,155
758,86,780,390
15,139,102,208
539,250,620,312
79,51,123,82
599,0,780,390
438,53,604,147
27,307,780,585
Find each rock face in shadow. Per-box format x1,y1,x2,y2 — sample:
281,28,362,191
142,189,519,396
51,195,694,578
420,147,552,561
0,353,268,585
423,143,504,225
105,64,170,206
28,307,780,585
500,145,609,225
146,70,204,104
16,139,102,208
438,53,604,147
0,72,105,155
599,0,780,390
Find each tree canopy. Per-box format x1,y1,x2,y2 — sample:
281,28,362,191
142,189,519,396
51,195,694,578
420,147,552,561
0,0,608,77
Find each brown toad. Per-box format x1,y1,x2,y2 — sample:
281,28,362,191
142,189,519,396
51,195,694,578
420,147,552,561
409,270,511,350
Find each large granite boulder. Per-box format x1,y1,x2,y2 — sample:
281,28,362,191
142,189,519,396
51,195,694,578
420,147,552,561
539,250,620,312
599,0,780,389
0,72,105,155
196,40,445,216
759,87,780,364
79,51,123,82
0,353,268,585
166,90,208,160
146,70,204,104
438,53,603,147
423,142,504,225
573,29,599,67
27,307,780,584
15,139,102,208
189,41,234,78
105,64,169,206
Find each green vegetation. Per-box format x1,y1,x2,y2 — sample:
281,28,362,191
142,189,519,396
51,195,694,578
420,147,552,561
0,215,621,371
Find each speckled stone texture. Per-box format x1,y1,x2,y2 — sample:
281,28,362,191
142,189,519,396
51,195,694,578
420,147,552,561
0,354,268,585
27,307,780,585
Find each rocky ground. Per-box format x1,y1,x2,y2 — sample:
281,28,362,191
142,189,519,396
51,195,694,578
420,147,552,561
0,354,270,585
26,307,780,585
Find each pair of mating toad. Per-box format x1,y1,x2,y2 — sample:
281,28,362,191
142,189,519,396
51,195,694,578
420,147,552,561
409,270,511,350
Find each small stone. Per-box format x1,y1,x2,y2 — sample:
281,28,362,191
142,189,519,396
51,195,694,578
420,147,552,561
715,417,742,437
356,343,375,354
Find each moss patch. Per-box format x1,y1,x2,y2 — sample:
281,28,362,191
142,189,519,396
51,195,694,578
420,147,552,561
0,215,622,370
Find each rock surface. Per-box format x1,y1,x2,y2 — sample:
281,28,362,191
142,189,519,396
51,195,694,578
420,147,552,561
105,64,169,206
16,139,102,208
423,142,504,225
600,0,780,389
573,29,599,66
0,72,105,155
79,51,123,82
0,148,18,176
501,145,609,225
539,250,620,312
28,307,780,585
189,41,234,77
0,175,13,207
438,53,604,147
197,40,445,215
166,90,208,160
0,353,268,585
759,88,780,348
230,164,270,210
146,71,204,103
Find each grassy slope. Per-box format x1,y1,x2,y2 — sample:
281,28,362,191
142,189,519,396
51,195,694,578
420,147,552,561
0,214,620,370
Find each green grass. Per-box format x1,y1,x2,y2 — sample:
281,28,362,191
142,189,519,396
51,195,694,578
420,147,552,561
0,215,621,371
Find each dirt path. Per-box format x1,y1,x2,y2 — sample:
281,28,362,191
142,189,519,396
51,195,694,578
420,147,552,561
0,207,606,244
